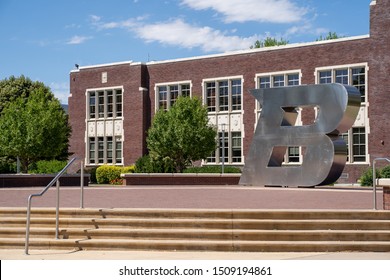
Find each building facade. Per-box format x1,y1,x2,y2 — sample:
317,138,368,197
68,0,390,184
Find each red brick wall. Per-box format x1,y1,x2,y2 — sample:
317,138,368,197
68,63,148,166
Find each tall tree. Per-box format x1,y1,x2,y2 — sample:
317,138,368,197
0,75,53,114
147,96,217,173
0,87,71,173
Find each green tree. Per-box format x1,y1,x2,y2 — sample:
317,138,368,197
0,89,71,173
0,75,53,114
146,96,217,173
250,37,289,49
316,32,342,41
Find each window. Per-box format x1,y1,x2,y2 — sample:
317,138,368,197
156,82,192,111
352,127,366,162
316,64,368,163
207,131,242,164
88,88,123,119
204,78,242,113
86,87,124,166
88,136,122,165
89,93,96,119
206,82,216,112
317,65,367,103
256,71,301,164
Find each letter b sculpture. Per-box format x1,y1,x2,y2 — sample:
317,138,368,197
240,84,361,187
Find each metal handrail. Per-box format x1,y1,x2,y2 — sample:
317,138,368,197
25,157,77,255
372,157,390,210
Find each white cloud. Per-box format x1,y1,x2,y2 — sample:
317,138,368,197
66,35,92,45
133,19,259,52
181,0,307,23
50,82,69,104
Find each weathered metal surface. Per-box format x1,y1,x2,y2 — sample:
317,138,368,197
240,83,361,187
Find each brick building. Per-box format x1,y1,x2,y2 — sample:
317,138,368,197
68,0,390,184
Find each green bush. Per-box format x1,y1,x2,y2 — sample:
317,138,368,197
0,157,16,174
380,165,390,178
134,155,175,173
359,165,390,187
96,165,122,184
359,168,381,187
95,165,135,184
86,167,98,184
184,165,242,174
29,160,67,174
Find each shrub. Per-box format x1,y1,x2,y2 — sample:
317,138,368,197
380,165,390,178
184,166,242,174
95,165,135,184
86,167,98,184
96,165,122,184
29,160,67,174
359,168,381,187
0,157,16,174
134,155,175,173
122,165,136,174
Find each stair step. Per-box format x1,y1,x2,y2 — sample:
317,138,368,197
2,227,390,241
1,207,390,252
2,217,390,230
2,237,390,252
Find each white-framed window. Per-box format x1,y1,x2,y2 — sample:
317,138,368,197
204,77,242,113
88,88,122,119
206,131,243,164
155,81,191,111
315,63,368,164
203,76,243,165
255,70,302,164
88,136,122,165
316,63,367,103
85,86,124,166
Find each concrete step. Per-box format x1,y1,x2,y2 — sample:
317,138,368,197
2,217,390,230
2,207,390,220
1,207,390,252
2,227,390,241
2,237,390,252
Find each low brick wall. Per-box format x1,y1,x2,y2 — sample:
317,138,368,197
0,174,90,188
122,173,241,185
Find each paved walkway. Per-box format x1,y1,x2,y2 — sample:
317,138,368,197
0,185,383,209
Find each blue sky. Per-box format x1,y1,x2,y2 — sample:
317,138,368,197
0,0,371,104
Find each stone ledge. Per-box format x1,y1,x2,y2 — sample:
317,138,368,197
121,173,241,185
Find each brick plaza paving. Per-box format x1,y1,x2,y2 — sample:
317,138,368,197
0,185,383,210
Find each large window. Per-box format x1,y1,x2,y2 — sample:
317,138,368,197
204,77,243,165
316,63,368,163
207,131,242,164
88,136,122,165
88,89,122,119
86,87,123,165
156,82,191,111
205,78,242,112
256,71,302,164
317,65,367,103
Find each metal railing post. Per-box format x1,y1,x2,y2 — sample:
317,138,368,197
55,179,60,239
80,161,84,209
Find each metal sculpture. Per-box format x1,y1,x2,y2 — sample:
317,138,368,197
240,84,361,187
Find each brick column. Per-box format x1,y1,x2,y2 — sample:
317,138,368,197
384,186,390,210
